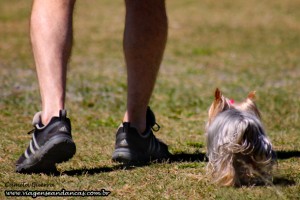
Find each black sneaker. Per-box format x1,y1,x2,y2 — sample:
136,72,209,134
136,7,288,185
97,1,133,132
112,107,170,163
16,110,76,173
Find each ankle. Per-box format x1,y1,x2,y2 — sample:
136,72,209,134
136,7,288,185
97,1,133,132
132,123,147,135
41,110,60,125
123,115,146,134
122,121,146,135
41,115,51,126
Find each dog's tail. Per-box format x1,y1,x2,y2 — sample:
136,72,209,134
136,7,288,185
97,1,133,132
207,110,275,186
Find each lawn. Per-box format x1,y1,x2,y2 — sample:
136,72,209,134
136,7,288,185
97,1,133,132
0,0,299,199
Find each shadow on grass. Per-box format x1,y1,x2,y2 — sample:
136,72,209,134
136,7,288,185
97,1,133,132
53,150,299,180
61,163,148,176
168,151,207,163
273,176,296,186
275,150,300,160
270,150,300,186
167,150,300,162
60,151,207,176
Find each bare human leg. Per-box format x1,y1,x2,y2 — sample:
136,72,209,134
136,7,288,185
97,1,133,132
16,0,77,173
123,0,168,134
30,0,76,125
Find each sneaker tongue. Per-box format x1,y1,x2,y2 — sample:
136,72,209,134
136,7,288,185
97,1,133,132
32,111,43,126
122,122,130,133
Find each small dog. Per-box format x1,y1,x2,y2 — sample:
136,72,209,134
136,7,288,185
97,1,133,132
205,88,275,186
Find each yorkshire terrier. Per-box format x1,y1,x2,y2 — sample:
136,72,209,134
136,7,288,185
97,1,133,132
205,88,275,186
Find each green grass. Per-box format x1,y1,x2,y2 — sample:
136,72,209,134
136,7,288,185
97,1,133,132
1,0,300,199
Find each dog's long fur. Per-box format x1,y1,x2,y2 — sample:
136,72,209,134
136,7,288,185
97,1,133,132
206,88,275,186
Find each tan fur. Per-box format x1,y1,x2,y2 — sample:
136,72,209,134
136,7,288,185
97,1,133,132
206,88,275,186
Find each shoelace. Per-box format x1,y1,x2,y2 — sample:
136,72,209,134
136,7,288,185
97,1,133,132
27,129,35,135
27,124,40,135
151,122,160,132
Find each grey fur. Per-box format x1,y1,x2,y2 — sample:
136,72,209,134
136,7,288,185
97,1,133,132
206,109,275,186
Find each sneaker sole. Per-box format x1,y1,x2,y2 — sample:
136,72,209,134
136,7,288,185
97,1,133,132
112,148,170,164
112,148,146,163
16,135,76,173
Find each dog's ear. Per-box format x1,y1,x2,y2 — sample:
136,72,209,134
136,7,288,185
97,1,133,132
243,91,261,118
247,91,256,100
215,88,222,101
207,88,226,126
